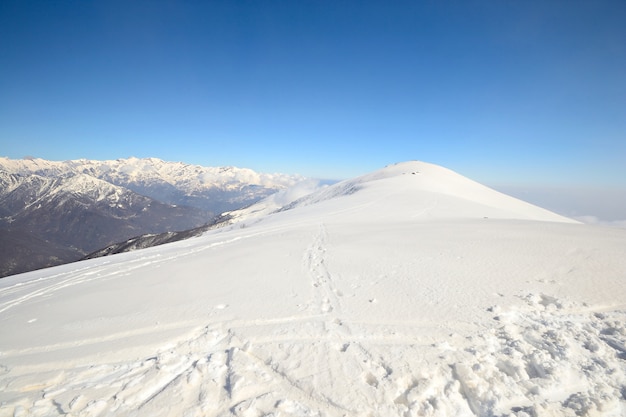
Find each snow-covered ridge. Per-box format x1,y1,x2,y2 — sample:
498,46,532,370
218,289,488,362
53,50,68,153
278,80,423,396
0,170,149,218
274,161,577,223
2,161,622,416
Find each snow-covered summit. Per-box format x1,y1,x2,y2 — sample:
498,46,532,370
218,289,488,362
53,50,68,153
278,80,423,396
267,161,577,223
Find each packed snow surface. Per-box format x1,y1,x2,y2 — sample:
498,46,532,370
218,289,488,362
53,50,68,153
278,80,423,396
1,161,625,416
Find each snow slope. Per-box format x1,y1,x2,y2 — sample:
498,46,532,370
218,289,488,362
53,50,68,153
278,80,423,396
1,161,625,417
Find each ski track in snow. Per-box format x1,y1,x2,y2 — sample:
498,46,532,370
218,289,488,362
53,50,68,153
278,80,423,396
2,227,626,416
0,235,256,315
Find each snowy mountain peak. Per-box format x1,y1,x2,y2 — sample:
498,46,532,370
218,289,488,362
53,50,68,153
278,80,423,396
271,161,577,224
48,173,128,202
0,156,304,189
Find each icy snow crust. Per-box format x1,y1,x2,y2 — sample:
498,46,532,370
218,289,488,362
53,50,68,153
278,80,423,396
1,161,626,416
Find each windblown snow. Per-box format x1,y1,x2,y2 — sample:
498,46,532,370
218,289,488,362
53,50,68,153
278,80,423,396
1,161,625,417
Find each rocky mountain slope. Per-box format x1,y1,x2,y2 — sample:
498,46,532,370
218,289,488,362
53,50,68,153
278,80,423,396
0,157,303,277
1,156,304,213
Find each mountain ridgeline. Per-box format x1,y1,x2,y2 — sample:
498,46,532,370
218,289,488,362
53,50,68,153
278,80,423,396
0,157,304,277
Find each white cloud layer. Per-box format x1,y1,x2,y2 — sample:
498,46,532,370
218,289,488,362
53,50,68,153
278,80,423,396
574,216,626,228
493,185,626,227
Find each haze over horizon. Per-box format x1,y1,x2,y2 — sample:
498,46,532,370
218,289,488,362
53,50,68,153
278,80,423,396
1,1,624,220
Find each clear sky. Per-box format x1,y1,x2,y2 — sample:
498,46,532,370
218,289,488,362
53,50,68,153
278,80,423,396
1,1,625,189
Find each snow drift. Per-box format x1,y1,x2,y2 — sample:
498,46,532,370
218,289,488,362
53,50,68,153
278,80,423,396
1,161,625,417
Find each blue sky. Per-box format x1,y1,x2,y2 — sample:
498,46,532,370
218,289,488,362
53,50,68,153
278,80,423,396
1,0,625,190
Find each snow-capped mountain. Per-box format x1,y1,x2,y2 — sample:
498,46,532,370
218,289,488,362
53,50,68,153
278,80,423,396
3,161,624,416
0,157,304,277
0,171,211,250
0,156,305,213
0,170,212,277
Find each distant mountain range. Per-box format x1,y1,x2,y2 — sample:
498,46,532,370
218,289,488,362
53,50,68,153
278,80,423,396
0,157,304,277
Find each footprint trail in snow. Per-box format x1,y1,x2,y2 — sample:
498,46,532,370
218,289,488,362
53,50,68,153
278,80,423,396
2,228,625,416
